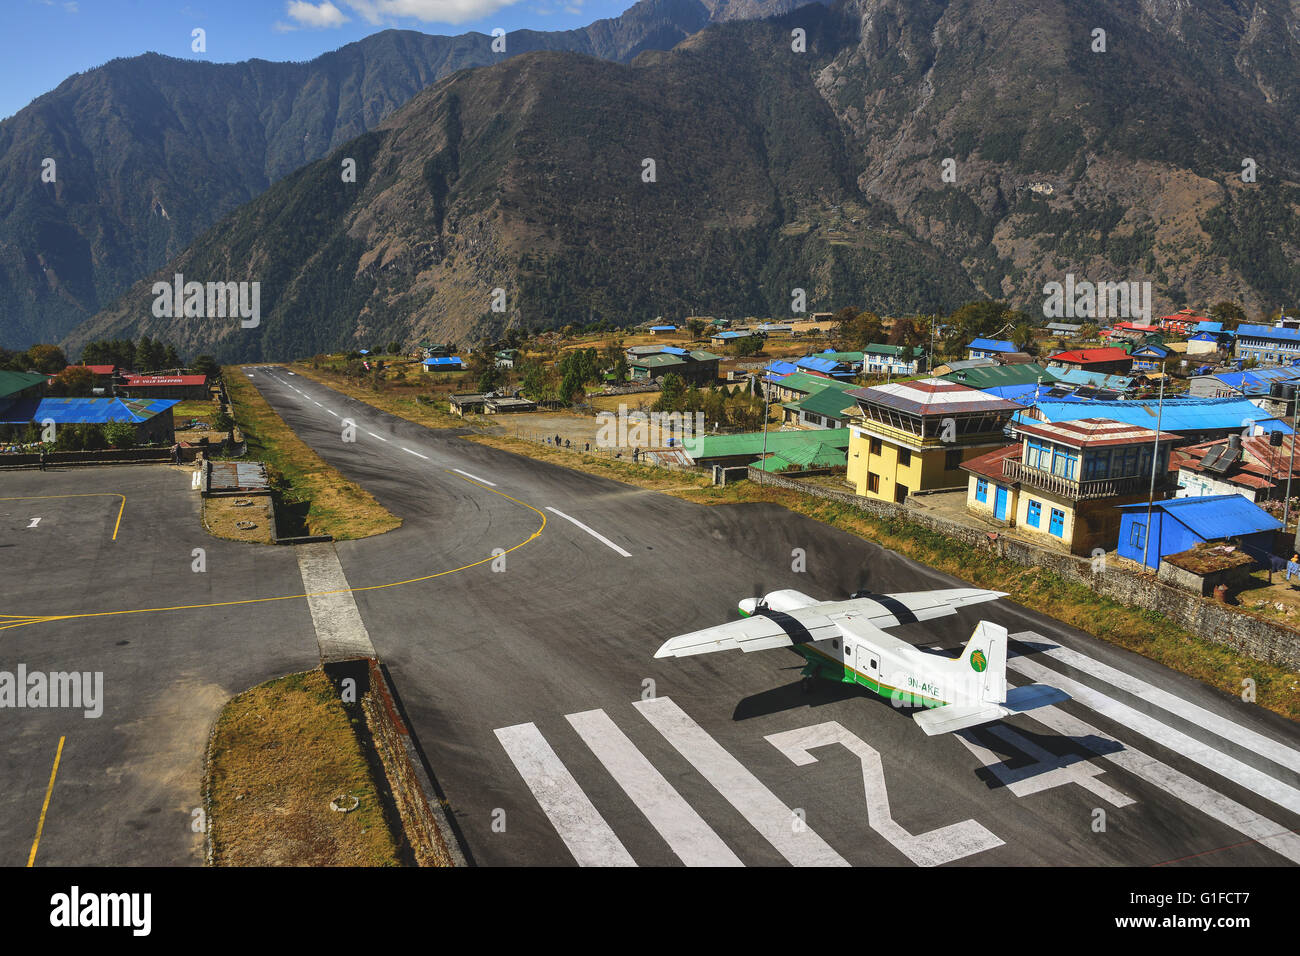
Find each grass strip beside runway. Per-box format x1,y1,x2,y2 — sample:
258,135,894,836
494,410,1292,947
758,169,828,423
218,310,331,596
223,367,401,540
205,669,403,867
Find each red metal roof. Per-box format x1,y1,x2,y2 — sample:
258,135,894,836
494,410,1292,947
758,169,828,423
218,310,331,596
80,365,116,375
1015,417,1175,448
960,444,1022,481
120,374,207,386
1049,348,1131,365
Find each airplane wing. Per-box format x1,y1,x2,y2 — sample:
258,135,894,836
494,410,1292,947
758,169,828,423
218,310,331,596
654,609,841,659
848,588,1008,628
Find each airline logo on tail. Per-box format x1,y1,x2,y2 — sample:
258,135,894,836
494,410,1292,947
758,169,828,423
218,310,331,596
970,650,988,673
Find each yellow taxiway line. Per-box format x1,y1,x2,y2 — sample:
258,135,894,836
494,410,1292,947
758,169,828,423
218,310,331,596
1,473,544,631
27,736,65,867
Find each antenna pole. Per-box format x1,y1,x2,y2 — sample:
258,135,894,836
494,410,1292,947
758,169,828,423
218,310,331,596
1140,363,1166,571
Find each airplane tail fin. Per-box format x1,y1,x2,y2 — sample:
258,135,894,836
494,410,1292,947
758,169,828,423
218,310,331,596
957,620,1008,705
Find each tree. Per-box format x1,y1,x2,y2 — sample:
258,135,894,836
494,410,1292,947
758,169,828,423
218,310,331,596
162,344,181,369
25,344,67,373
48,365,96,397
686,318,706,341
734,335,764,357
655,372,686,411
1010,321,1036,353
104,422,136,449
191,355,220,379
478,365,504,393
1209,301,1246,331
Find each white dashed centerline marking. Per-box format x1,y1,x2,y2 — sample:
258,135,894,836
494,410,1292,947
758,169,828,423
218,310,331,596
402,448,429,460
367,432,389,442
545,507,631,557
453,468,497,486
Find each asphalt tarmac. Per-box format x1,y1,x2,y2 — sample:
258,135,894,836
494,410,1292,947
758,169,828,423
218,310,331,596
3,365,1299,867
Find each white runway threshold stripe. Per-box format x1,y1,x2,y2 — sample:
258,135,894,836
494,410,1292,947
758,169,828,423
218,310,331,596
545,507,632,557
566,709,744,867
402,447,430,460
635,697,849,867
1011,634,1300,776
1010,653,1300,819
452,468,497,486
495,722,636,867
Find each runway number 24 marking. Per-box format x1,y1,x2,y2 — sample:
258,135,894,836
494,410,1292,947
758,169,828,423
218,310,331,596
766,721,1005,866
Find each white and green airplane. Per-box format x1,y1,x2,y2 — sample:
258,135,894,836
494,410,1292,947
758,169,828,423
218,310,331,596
654,587,1067,735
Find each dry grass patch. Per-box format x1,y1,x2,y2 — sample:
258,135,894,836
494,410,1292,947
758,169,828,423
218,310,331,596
202,495,274,544
290,362,465,430
223,367,401,540
206,669,403,867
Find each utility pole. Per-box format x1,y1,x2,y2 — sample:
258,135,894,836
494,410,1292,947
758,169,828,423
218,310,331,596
758,372,771,486
1288,389,1300,550
1140,363,1167,572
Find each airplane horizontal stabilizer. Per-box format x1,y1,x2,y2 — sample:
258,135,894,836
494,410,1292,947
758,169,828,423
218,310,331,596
912,703,1008,736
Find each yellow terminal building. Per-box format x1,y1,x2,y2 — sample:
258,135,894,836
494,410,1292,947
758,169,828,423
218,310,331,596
845,379,1022,502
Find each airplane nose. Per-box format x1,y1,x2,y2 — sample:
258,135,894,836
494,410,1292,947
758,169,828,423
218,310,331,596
738,598,758,616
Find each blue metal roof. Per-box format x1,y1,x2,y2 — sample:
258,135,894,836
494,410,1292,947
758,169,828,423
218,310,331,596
983,383,1051,402
0,397,177,424
1019,397,1294,434
1131,344,1170,357
1116,494,1282,538
1236,323,1300,343
423,356,464,366
1051,368,1134,390
795,356,842,373
660,346,689,356
650,325,677,331
714,330,751,339
968,338,1017,352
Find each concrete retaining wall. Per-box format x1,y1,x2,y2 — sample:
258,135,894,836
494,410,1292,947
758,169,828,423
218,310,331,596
0,447,196,468
748,467,1300,670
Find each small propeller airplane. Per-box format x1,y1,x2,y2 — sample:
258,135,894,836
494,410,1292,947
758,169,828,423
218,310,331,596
654,587,1068,735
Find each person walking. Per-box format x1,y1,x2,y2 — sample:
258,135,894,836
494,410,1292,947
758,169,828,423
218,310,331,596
38,446,46,471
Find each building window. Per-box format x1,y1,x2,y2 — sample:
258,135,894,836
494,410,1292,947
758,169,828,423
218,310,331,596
1049,508,1066,537
1129,521,1146,548
898,448,912,467
1026,499,1042,528
976,478,988,503
869,437,882,455
867,473,880,493
945,448,962,471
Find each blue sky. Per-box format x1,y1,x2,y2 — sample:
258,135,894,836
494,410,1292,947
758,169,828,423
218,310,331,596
2,0,632,119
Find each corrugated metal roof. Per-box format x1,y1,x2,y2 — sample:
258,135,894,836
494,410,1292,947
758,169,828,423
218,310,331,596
1023,397,1294,434
0,396,177,424
687,427,851,461
1237,323,1300,342
940,363,1056,389
208,461,270,492
848,379,1023,417
0,370,48,400
795,356,844,373
772,371,854,395
754,442,847,471
1052,368,1134,390
1116,494,1282,538
969,338,1016,352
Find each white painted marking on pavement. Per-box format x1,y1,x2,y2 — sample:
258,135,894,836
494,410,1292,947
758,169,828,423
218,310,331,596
402,447,429,460
453,468,497,486
566,709,743,867
768,721,1004,866
546,507,632,557
1010,654,1300,818
326,409,339,417
635,697,848,866
1011,632,1300,776
366,432,389,442
495,722,635,867
1020,703,1300,864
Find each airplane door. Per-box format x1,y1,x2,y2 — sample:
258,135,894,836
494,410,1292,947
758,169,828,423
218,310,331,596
856,645,880,685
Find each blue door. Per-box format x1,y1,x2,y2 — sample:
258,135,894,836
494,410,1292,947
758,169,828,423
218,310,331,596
994,486,1008,521
1049,508,1065,537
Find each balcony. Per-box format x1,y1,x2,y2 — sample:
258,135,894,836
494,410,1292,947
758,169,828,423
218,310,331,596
1002,458,1171,499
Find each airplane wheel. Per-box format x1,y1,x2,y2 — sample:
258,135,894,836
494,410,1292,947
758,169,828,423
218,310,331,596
800,677,815,695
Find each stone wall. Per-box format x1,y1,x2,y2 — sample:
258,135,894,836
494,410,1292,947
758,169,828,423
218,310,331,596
748,467,1300,670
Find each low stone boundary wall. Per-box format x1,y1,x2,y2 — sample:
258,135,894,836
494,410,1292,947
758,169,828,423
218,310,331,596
0,447,198,468
748,467,1300,670
342,658,466,867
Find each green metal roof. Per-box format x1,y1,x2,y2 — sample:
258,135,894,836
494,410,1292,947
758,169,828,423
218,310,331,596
689,427,851,460
820,350,867,362
787,386,858,420
771,372,858,395
631,354,687,368
754,441,848,471
0,370,48,400
938,363,1057,389
687,350,722,362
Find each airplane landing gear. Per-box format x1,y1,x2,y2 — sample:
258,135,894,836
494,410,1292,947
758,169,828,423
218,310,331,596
800,676,816,695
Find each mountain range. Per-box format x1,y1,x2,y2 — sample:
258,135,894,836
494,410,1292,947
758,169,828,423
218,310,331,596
0,0,815,349
7,0,1300,361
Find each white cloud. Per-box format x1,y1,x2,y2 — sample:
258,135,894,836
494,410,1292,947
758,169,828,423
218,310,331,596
345,0,523,26
276,1,350,31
